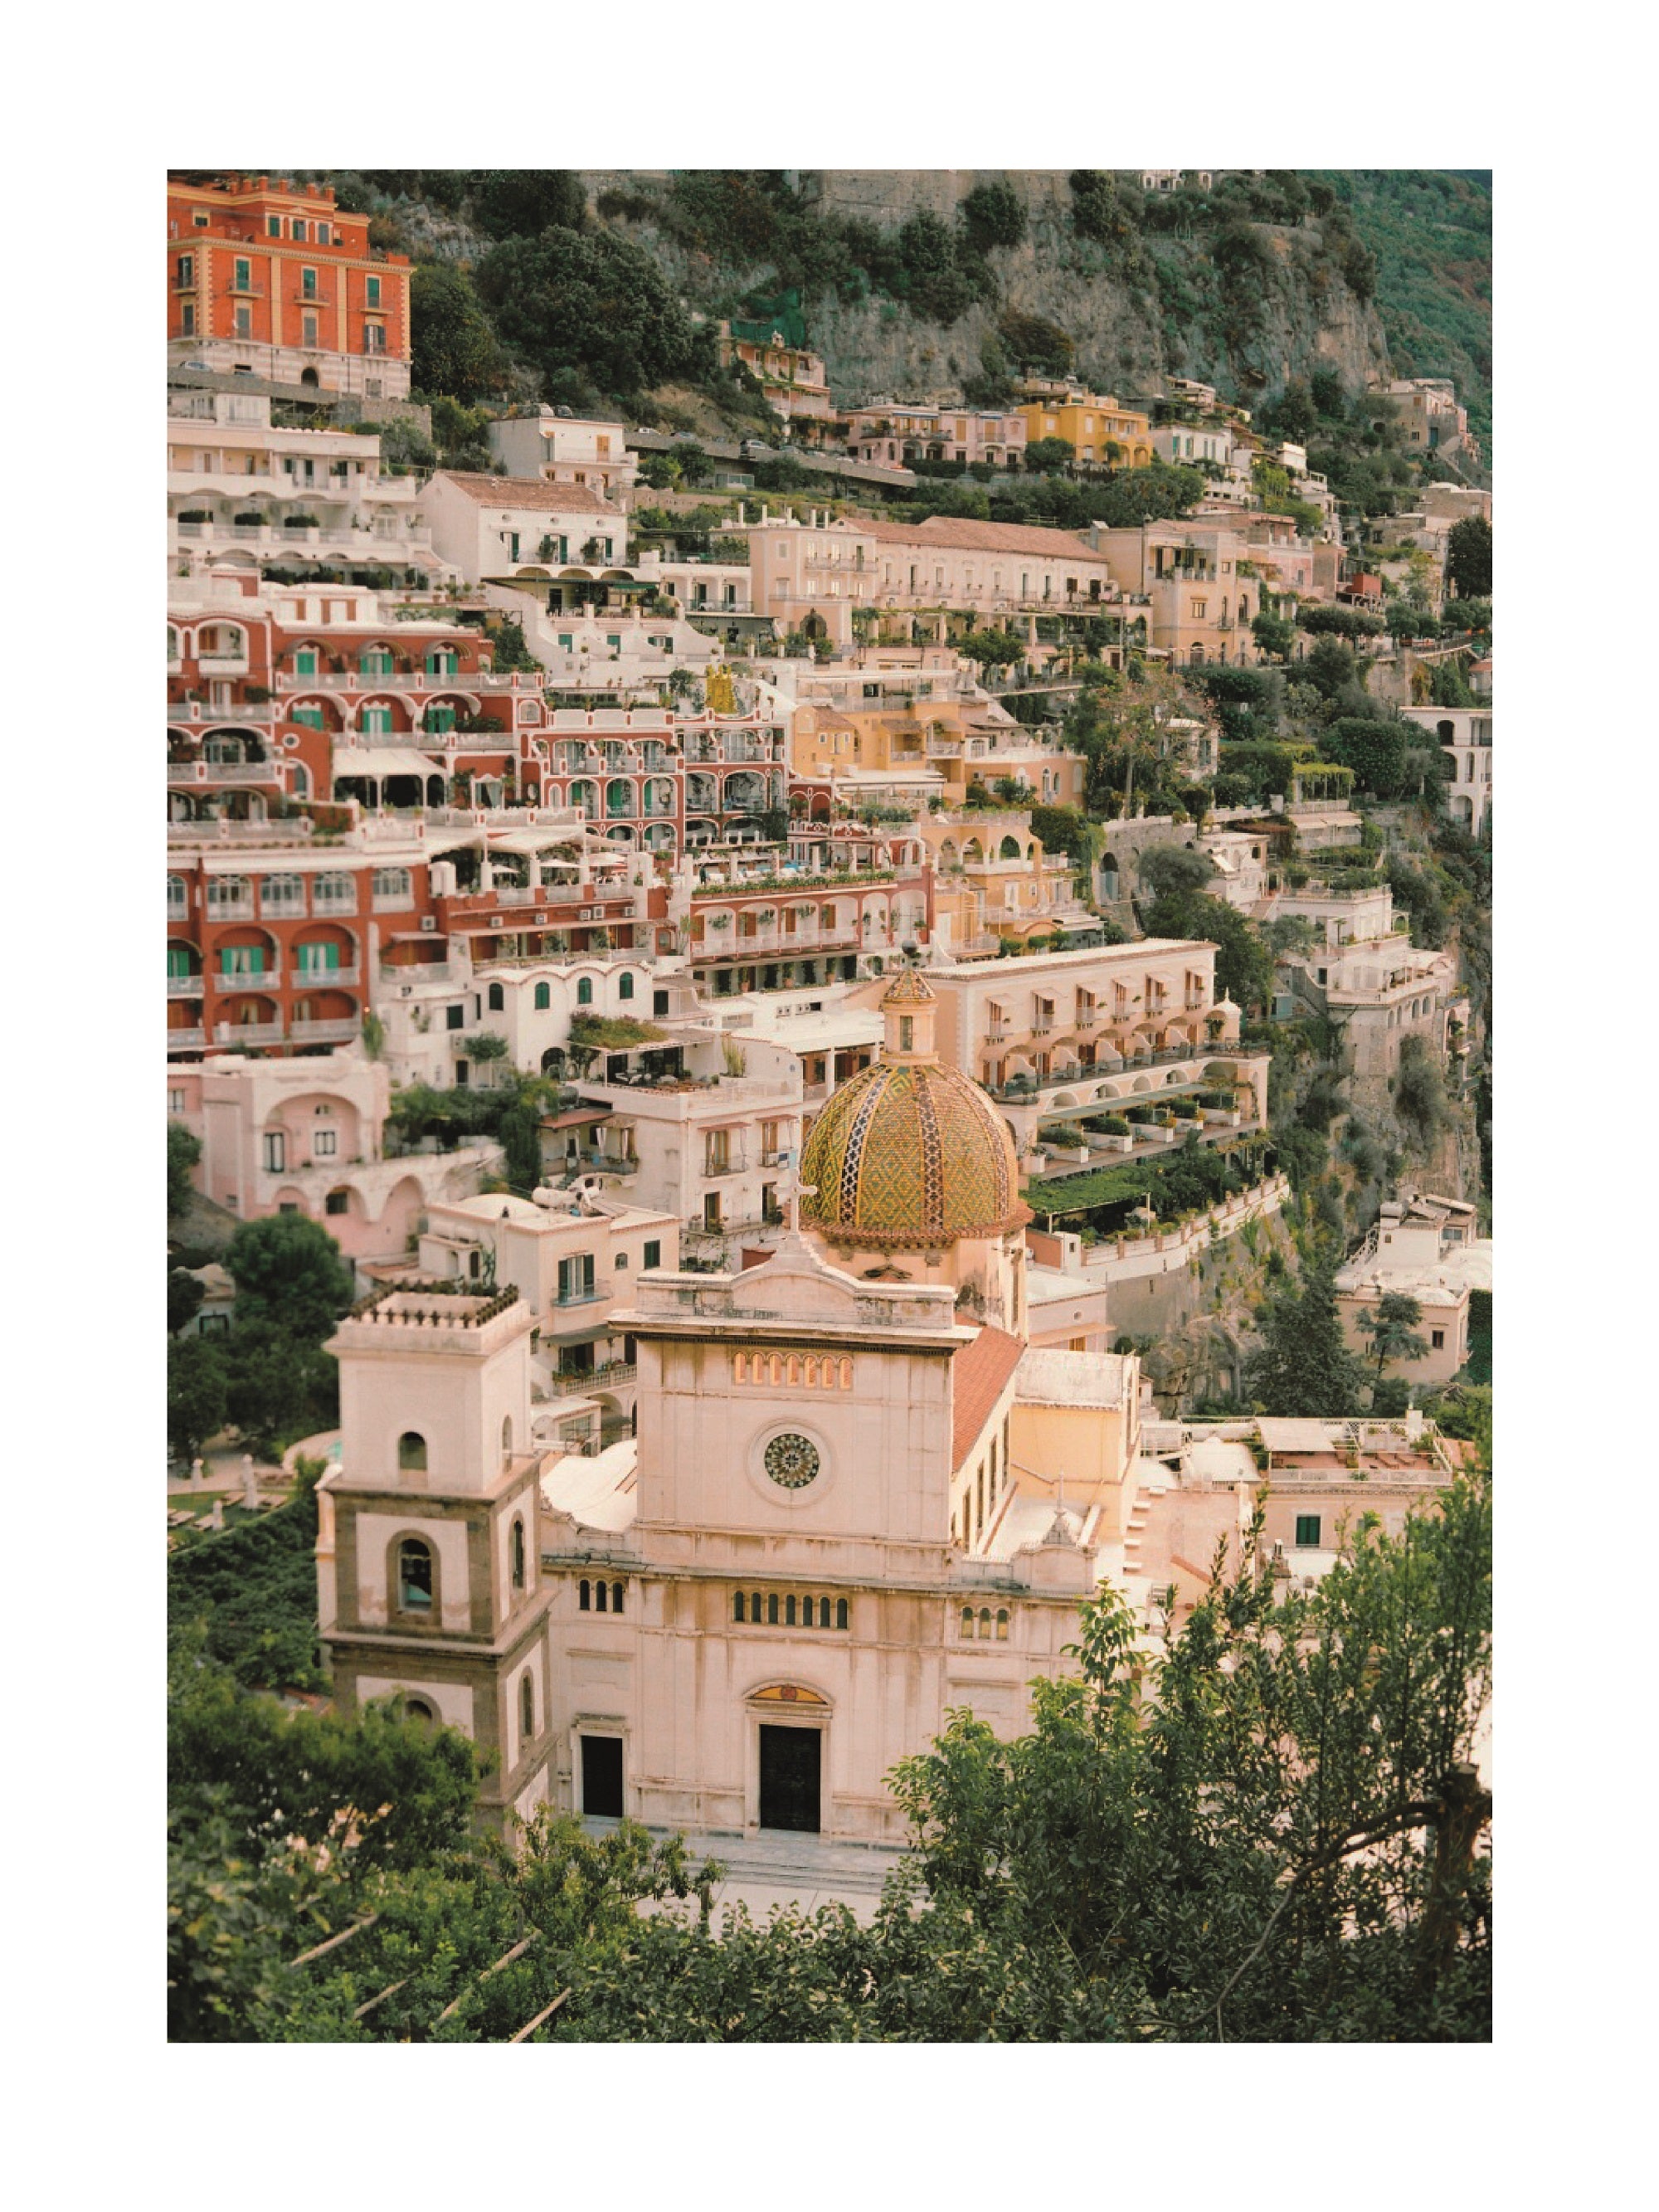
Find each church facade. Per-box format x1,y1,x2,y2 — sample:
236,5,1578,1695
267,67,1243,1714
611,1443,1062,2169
316,975,1140,1843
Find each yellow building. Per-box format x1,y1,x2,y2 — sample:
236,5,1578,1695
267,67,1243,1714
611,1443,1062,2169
1017,389,1153,470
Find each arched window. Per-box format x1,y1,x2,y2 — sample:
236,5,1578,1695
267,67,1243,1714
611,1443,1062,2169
404,1696,434,1725
839,1358,853,1389
819,1597,833,1628
577,977,593,1006
520,1672,535,1738
733,1352,747,1383
397,1538,433,1614
533,982,550,1010
805,1357,819,1386
734,1591,747,1622
1000,836,1020,859
488,982,504,1011
960,1606,975,1640
578,1578,591,1610
397,1430,426,1471
768,1354,782,1386
995,1609,1010,1641
752,1592,762,1621
786,1355,800,1386
596,1579,609,1612
502,1415,515,1466
768,1593,779,1625
785,1595,797,1626
619,972,635,1000
979,1607,992,1640
835,1598,849,1630
511,1517,526,1591
611,1582,625,1615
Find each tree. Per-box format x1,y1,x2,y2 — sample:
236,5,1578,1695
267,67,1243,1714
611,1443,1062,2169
996,308,1073,378
1358,1291,1431,1376
410,263,503,404
223,1214,355,1341
469,169,587,240
1445,517,1491,599
1326,715,1413,799
224,1328,338,1458
168,1121,202,1219
1304,637,1359,699
168,1267,205,1336
477,229,701,400
168,1335,228,1464
960,181,1025,254
1138,845,1214,899
1252,611,1296,662
1024,436,1075,475
956,626,1025,672
1248,1249,1366,1415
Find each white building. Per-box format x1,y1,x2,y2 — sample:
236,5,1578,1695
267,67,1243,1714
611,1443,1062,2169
1401,704,1491,834
423,471,627,587
484,409,640,497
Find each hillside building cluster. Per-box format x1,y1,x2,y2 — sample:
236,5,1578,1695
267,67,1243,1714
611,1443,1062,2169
166,171,1490,1847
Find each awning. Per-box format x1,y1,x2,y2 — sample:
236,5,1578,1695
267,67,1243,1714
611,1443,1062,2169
539,1107,614,1132
332,747,445,780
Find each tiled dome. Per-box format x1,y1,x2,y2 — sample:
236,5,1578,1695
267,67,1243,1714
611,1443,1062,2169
800,1055,1024,1251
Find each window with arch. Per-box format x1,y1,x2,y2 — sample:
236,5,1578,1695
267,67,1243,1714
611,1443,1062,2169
403,1696,435,1725
611,1582,625,1614
533,982,550,1011
488,982,505,1011
397,1538,434,1614
734,1591,747,1622
979,1607,993,1640
511,1517,526,1590
397,1431,427,1472
767,1594,780,1625
501,1415,513,1465
835,1598,849,1630
596,1580,609,1612
520,1672,535,1740
577,977,593,1006
960,1606,975,1640
785,1596,797,1625
995,1609,1010,1641
578,1578,591,1610
619,972,635,1000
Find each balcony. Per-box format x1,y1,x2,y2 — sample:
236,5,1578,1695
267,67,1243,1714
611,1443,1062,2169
167,973,204,997
289,1016,361,1045
546,1360,636,1398
168,761,281,787
214,963,283,988
204,898,256,922
212,1021,285,1046
167,1028,207,1053
553,1288,606,1309
294,964,362,991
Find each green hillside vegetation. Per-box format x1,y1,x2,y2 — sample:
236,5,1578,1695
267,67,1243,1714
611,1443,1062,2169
1314,170,1492,448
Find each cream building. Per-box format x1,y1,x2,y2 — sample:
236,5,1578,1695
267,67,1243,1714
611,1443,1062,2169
1334,1190,1490,1386
317,975,1162,1843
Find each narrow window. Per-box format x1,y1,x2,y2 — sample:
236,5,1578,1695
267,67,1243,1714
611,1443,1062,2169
577,977,593,1006
752,1592,762,1621
521,1673,535,1738
533,982,550,1010
501,1415,513,1464
995,1610,1010,1641
644,1240,660,1269
619,972,635,1000
805,1357,819,1386
579,1578,591,1610
611,1583,625,1615
979,1608,992,1640
785,1595,796,1626
488,982,504,1011
839,1357,853,1389
734,1352,748,1384
397,1539,433,1614
835,1598,849,1630
768,1593,779,1625
511,1518,525,1591
596,1580,608,1613
1431,1328,1446,1350
960,1606,975,1640
735,1591,747,1623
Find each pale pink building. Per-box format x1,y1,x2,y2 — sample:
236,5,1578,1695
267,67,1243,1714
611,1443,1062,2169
844,403,1027,470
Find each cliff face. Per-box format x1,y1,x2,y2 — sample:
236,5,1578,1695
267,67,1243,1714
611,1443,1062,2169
581,168,1390,411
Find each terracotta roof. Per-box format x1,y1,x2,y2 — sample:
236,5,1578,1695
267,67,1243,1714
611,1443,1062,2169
430,471,620,516
859,514,1114,563
951,1325,1024,1474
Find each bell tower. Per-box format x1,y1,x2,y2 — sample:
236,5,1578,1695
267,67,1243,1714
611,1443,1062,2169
317,1283,555,1836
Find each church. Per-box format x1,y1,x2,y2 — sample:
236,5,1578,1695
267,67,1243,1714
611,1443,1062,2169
315,974,1148,1842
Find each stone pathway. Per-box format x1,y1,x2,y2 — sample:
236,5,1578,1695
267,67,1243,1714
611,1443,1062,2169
586,1819,911,1929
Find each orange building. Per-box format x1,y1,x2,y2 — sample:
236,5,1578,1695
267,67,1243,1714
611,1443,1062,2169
167,173,412,401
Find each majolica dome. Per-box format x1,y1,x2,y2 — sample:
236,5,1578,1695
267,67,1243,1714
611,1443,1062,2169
800,975,1025,1251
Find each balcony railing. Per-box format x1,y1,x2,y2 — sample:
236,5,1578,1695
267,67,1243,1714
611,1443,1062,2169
167,1028,207,1052
546,1360,636,1398
213,963,282,988
212,1021,285,1045
204,898,256,921
168,762,280,787
289,1016,361,1044
166,973,203,997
